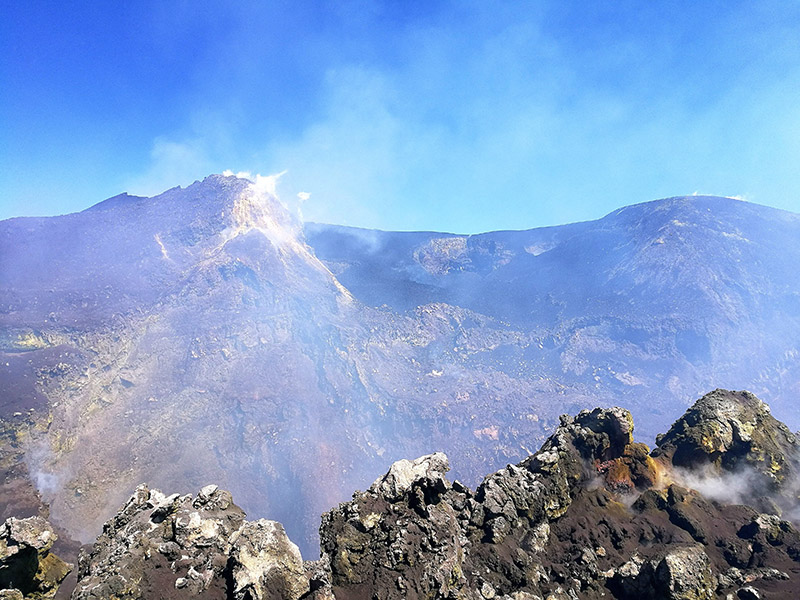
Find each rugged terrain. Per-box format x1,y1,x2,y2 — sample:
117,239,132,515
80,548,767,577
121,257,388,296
5,389,799,599
3,175,800,556
307,194,800,435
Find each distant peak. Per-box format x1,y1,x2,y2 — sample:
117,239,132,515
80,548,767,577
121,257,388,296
215,170,287,191
600,194,798,227
84,192,147,212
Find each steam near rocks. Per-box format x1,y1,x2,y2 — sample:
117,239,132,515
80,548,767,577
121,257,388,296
6,389,798,599
652,390,800,515
0,516,71,598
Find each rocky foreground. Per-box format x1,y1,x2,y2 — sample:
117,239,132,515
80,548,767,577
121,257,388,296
3,389,800,599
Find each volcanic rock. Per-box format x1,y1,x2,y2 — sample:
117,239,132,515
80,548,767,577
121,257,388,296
609,545,716,600
320,452,470,600
0,516,71,599
653,389,800,511
319,392,800,600
229,519,309,600
69,484,320,600
71,484,247,599
10,388,798,599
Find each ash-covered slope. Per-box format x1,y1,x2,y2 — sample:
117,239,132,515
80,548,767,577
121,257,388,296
58,390,800,600
308,196,800,437
0,176,586,556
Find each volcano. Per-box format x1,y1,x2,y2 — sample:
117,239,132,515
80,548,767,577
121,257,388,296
2,175,800,555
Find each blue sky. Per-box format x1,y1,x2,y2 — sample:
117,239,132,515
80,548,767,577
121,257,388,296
2,1,800,232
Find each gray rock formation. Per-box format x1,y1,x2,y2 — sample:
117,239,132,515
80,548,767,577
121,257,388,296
229,520,309,600
70,484,317,600
318,390,800,600
610,545,716,600
0,516,71,599
653,389,800,501
72,484,246,598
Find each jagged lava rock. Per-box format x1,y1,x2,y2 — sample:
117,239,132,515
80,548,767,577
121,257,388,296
320,392,800,600
72,484,246,599
0,516,71,599
653,389,800,506
320,452,471,600
70,484,318,600
229,519,309,600
44,389,800,599
370,452,451,501
319,406,660,599
610,545,716,600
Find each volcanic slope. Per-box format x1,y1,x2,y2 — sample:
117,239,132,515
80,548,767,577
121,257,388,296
308,194,800,438
0,175,583,554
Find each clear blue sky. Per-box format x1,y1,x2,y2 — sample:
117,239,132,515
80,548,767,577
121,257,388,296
2,1,800,233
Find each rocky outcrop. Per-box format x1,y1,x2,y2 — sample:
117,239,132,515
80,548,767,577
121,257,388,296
316,405,665,599
653,390,800,481
652,389,800,513
320,452,470,600
71,484,245,599
229,520,309,600
609,545,716,600
320,391,800,600
0,516,71,599
69,484,317,600
10,388,798,599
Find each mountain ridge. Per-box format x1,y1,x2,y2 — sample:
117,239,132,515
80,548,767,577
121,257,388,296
3,175,800,558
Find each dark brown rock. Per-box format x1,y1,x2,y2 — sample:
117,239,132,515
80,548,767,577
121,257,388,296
22,389,800,600
71,484,246,599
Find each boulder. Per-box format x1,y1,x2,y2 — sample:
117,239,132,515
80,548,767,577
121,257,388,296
610,545,715,600
653,390,800,497
229,520,309,600
0,516,71,599
369,452,450,502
